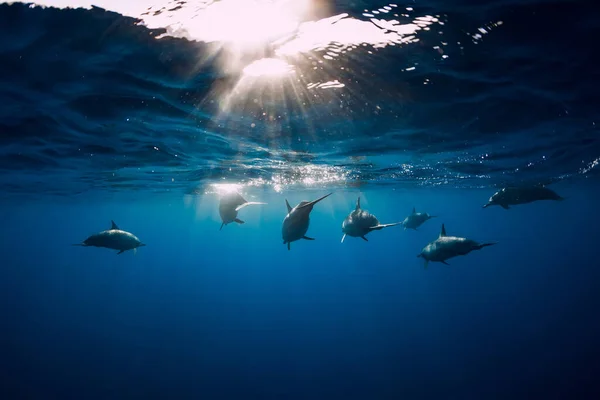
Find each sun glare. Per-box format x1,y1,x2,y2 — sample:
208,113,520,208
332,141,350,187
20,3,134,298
210,183,244,196
168,0,312,48
242,58,295,77
200,164,351,195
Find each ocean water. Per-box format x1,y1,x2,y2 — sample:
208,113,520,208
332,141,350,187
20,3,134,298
1,0,600,399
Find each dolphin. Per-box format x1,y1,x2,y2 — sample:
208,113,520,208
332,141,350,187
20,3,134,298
417,223,496,268
219,192,266,230
73,220,145,254
483,185,564,209
401,207,436,230
282,192,332,250
341,197,402,242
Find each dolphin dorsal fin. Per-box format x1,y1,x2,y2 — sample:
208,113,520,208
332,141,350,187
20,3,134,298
285,199,292,213
439,224,447,237
111,220,119,230
356,197,361,210
412,207,416,214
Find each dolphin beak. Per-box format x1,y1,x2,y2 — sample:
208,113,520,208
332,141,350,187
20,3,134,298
308,192,333,207
139,243,146,247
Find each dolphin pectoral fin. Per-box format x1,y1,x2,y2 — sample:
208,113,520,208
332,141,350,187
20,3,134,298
117,250,125,255
412,207,416,214
341,234,346,243
111,220,119,230
133,248,137,255
418,253,428,268
234,218,245,224
235,202,267,211
441,260,450,265
500,204,510,210
220,223,224,230
287,242,290,250
361,236,368,242
71,243,86,247
302,236,315,240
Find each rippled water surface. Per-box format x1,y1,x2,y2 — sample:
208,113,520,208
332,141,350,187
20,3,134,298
0,0,599,197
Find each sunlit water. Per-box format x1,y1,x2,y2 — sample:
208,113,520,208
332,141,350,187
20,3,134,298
1,0,598,197
1,1,600,399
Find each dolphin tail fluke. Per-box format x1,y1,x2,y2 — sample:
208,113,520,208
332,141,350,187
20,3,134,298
235,202,267,211
341,234,346,243
477,242,498,250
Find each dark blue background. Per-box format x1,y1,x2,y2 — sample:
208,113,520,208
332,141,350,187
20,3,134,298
2,183,599,399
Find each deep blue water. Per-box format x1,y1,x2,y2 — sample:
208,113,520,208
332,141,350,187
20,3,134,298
1,0,600,399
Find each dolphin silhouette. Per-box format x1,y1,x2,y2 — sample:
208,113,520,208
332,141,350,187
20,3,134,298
417,223,496,268
483,185,564,209
401,207,436,230
219,192,266,230
341,197,402,242
282,193,332,250
73,220,145,255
